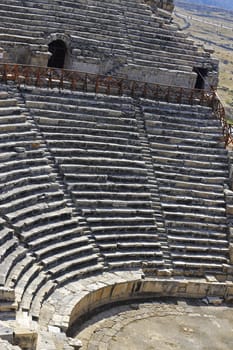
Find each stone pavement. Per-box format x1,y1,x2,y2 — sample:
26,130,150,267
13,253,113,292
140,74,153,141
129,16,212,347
76,300,233,350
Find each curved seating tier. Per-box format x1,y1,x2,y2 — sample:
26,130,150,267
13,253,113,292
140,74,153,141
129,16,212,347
140,99,229,273
0,0,230,339
23,87,231,276
0,84,231,318
0,0,213,74
24,87,165,270
0,88,103,312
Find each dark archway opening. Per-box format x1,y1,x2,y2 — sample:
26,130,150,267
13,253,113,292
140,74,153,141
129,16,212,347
193,67,208,90
48,40,67,68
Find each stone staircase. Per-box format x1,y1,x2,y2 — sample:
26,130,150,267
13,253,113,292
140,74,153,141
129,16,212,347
0,1,231,347
134,100,172,270
0,81,232,319
22,86,232,276
24,87,165,271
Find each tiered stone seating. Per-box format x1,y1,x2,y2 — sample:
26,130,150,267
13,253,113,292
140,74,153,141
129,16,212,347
0,0,212,74
0,83,230,317
141,99,229,273
0,89,102,312
118,1,211,72
0,91,32,287
0,218,22,285
0,1,231,346
24,87,165,269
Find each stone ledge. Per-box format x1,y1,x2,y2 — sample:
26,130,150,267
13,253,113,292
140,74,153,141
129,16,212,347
39,271,233,335
13,328,37,350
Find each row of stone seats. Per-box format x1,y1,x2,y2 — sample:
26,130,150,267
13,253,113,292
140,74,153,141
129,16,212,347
0,87,103,312
0,0,212,73
0,89,41,300
1,84,230,280
24,87,165,270
79,0,210,71
140,99,229,273
117,0,211,71
0,217,23,286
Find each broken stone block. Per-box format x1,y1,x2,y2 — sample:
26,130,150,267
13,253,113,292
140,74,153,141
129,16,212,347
14,329,38,350
67,337,82,350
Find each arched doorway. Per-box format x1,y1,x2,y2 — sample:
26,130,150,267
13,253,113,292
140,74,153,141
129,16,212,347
48,40,67,68
193,67,208,90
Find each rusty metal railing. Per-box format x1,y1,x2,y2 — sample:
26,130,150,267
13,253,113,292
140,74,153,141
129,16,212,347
0,63,232,146
0,63,212,104
210,90,233,147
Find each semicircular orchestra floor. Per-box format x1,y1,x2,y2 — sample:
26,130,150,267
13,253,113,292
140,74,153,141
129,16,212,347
75,299,233,350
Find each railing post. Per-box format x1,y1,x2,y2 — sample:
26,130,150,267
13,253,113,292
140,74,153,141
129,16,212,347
83,73,88,92
143,83,148,98
177,87,183,104
48,68,52,89
166,86,171,102
154,84,159,100
118,79,123,96
95,75,99,94
131,81,136,97
71,72,76,91
59,69,64,90
189,89,194,105
12,65,19,85
2,64,8,84
35,67,41,87
212,90,217,108
200,89,205,105
24,66,30,86
106,77,111,95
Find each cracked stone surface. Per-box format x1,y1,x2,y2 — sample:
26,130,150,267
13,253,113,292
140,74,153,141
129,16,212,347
75,300,233,350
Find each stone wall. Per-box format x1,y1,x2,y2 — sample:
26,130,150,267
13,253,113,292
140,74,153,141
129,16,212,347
121,65,197,88
37,271,233,337
0,0,218,89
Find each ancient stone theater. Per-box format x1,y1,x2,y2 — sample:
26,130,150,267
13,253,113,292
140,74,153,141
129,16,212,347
0,0,233,349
